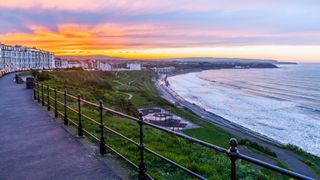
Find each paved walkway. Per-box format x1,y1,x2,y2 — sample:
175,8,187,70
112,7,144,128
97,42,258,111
0,74,120,180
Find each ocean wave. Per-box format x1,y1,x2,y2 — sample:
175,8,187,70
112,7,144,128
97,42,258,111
168,68,320,156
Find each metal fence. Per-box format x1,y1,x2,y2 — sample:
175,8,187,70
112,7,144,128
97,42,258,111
33,82,313,180
1,70,22,77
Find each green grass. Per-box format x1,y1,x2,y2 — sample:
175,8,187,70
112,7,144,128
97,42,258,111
19,71,31,76
112,70,319,177
37,70,297,179
109,71,235,147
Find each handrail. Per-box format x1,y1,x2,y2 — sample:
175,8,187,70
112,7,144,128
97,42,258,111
56,100,64,107
103,106,140,121
144,120,228,153
66,106,78,114
66,93,78,100
238,154,312,179
103,125,139,147
82,113,100,125
81,98,100,108
33,82,314,180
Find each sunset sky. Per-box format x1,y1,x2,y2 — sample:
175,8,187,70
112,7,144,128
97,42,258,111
1,0,320,62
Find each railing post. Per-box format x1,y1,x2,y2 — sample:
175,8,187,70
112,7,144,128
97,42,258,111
37,83,40,103
41,84,45,106
77,94,83,137
33,82,37,100
54,87,58,118
99,100,107,155
47,85,50,111
138,113,147,180
227,138,239,180
63,90,68,125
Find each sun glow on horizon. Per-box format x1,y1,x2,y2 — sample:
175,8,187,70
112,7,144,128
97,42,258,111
2,31,320,62
1,0,320,62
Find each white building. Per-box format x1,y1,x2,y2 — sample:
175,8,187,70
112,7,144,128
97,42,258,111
98,62,112,71
67,61,83,68
127,63,141,71
60,60,69,68
151,66,175,73
0,43,55,71
54,58,66,68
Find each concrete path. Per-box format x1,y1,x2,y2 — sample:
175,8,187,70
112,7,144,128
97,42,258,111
0,74,120,180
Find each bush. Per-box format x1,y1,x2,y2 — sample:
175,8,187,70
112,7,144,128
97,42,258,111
31,70,40,77
65,67,84,71
239,139,277,157
38,71,51,81
286,144,320,162
84,80,112,90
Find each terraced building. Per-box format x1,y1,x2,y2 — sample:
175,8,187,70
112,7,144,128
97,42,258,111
0,43,55,72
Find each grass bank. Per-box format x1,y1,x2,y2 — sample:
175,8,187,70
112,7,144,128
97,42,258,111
37,70,299,179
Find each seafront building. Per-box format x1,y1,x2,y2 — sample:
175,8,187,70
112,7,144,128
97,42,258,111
0,43,55,73
98,62,112,71
127,63,142,71
151,66,175,73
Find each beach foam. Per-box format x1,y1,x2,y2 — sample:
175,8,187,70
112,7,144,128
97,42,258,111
168,64,320,156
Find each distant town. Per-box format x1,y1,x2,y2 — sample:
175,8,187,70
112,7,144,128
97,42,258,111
1,43,296,76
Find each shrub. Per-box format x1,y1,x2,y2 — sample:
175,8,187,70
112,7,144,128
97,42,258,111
84,80,113,90
31,70,40,77
239,139,277,157
286,144,320,162
65,67,84,71
38,71,51,81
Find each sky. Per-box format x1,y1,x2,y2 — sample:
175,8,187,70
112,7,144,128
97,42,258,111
0,0,320,62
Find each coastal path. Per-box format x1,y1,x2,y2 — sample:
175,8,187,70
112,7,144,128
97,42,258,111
0,74,120,180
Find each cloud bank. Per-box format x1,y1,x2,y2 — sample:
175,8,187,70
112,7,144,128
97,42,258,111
1,0,320,61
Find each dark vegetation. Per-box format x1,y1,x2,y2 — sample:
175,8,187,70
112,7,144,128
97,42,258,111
286,144,320,175
65,67,85,71
34,69,305,179
239,139,277,157
31,70,51,81
31,69,39,77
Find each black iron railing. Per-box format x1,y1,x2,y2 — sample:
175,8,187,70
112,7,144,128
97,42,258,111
0,70,22,77
0,68,42,78
33,82,313,180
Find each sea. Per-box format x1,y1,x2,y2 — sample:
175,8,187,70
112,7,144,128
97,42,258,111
167,63,320,156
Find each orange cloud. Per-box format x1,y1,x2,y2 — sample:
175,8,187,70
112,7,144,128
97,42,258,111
1,23,320,62
0,24,127,54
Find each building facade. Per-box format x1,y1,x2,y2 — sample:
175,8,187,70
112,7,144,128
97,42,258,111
151,66,175,73
0,43,55,71
98,62,112,71
127,63,141,71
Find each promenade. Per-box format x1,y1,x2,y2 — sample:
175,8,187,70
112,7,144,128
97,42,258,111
0,74,120,180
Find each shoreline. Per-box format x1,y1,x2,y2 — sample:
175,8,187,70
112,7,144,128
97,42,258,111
161,67,319,155
155,69,320,177
156,69,283,146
